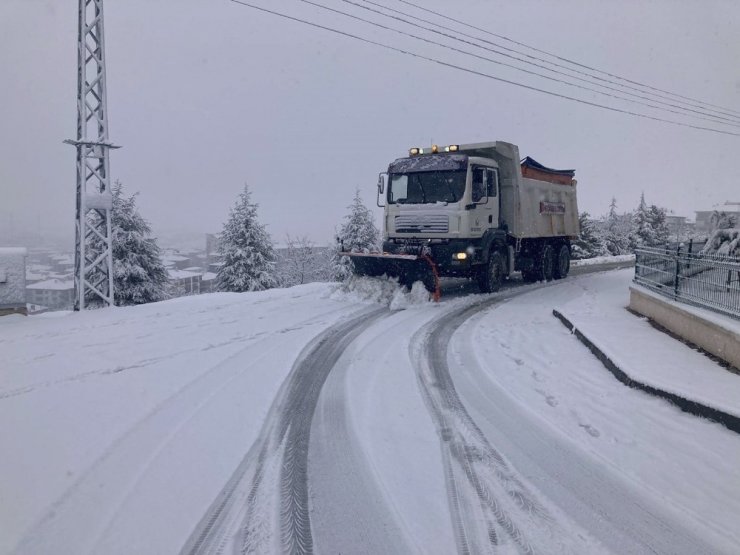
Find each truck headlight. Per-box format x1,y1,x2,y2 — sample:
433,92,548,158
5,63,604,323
453,252,467,260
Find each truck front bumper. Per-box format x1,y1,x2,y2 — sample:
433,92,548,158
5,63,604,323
382,238,483,277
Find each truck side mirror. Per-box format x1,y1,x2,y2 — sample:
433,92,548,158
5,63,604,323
377,173,387,207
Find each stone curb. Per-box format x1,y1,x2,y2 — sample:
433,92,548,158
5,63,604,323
552,309,740,435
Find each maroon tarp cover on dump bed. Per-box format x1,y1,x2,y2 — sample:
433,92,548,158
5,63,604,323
520,156,576,185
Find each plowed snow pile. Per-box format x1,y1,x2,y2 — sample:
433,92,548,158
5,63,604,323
328,276,431,310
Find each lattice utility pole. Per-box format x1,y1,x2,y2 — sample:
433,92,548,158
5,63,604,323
64,0,120,310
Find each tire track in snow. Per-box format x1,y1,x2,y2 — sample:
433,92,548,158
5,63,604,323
411,290,593,554
181,307,388,555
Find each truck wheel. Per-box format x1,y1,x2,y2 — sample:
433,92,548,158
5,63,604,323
553,244,570,279
479,251,504,293
540,244,554,282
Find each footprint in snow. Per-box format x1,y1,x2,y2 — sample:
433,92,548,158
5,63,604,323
578,423,601,438
535,388,559,407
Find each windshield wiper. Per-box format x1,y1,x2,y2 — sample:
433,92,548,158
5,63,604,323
412,174,427,203
443,178,457,202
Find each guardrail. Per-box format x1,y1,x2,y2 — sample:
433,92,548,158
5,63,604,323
634,245,740,320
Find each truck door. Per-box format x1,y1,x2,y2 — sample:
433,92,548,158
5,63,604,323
471,167,500,234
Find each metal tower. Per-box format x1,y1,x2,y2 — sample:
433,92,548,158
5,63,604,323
65,0,120,310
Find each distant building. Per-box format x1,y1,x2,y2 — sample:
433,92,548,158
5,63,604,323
26,278,74,311
48,253,74,274
25,263,52,285
694,210,740,234
162,252,192,270
0,247,28,316
201,272,218,293
665,215,687,239
168,269,202,296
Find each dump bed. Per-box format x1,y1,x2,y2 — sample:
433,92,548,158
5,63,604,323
510,177,579,239
457,142,579,240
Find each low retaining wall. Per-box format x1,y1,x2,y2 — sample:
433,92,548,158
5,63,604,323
629,286,740,370
553,309,740,435
0,306,27,317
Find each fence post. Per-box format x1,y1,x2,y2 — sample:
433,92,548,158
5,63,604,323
674,243,682,298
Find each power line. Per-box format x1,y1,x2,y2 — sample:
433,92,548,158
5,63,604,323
396,0,740,118
356,0,740,124
301,0,740,129
227,0,740,137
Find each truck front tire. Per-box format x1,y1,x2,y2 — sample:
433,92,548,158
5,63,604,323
478,251,504,293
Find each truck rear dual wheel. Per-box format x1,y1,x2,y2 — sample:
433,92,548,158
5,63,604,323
478,251,504,293
540,244,555,282
553,244,571,279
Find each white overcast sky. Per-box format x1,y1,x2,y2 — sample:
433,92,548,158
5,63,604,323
1,0,739,248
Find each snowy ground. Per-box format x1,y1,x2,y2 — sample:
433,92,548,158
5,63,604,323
2,269,739,554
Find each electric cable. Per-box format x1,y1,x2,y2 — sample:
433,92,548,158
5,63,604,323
355,0,740,124
298,0,740,128
228,0,740,137
396,0,740,118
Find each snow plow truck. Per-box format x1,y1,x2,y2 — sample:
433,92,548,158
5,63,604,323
341,141,580,298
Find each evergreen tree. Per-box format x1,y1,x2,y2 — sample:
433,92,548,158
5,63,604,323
110,182,169,306
601,197,631,255
710,210,738,231
631,192,657,248
331,189,381,281
217,184,277,292
647,204,670,245
608,197,618,221
572,212,607,259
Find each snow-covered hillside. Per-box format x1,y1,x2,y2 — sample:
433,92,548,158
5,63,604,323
2,270,739,554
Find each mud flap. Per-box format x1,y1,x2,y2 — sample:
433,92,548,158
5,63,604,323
341,252,441,301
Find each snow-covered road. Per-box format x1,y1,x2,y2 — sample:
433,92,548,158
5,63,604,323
2,268,739,554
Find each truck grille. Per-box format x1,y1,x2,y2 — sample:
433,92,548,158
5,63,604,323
395,214,449,234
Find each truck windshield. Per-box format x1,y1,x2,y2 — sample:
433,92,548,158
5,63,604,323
388,171,466,204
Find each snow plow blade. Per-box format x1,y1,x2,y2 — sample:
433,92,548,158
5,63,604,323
341,252,441,301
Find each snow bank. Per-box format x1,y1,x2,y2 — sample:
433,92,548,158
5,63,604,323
571,254,635,267
328,276,431,310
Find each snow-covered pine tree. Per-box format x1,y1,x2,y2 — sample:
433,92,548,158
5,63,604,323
647,204,671,245
331,189,381,281
217,184,277,292
607,197,618,221
630,192,657,248
710,210,738,231
602,197,632,255
110,182,169,306
572,212,608,259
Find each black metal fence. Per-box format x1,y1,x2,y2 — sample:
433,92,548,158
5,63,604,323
634,244,740,320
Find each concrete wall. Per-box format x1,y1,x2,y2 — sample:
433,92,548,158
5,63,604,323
629,286,740,369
